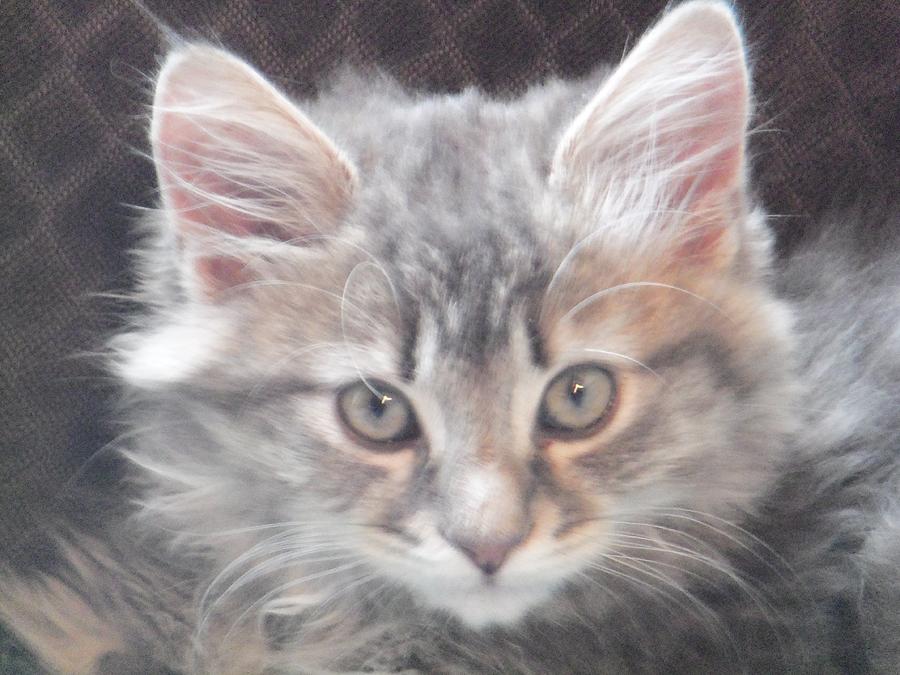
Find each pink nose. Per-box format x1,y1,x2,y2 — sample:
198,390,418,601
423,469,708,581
448,536,521,576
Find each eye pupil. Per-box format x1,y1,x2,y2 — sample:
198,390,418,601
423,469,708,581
369,393,389,418
570,381,585,405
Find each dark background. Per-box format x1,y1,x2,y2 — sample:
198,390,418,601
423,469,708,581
0,2,897,662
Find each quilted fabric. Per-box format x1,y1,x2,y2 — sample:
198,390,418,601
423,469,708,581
0,0,897,563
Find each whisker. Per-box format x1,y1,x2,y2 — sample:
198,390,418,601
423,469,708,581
584,559,694,619
572,570,647,640
280,233,407,312
603,519,800,654
601,553,726,629
199,532,352,616
244,342,337,403
540,207,693,321
580,348,663,381
341,261,385,396
601,553,744,665
604,540,789,640
199,550,361,637
561,281,731,325
642,508,800,583
221,560,370,643
262,571,377,619
164,521,366,539
732,402,832,415
607,520,722,558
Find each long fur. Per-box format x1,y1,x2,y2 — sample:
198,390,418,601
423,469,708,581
2,2,899,673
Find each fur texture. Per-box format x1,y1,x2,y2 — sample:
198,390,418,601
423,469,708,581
3,2,898,673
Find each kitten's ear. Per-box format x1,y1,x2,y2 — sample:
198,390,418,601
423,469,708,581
551,1,749,269
151,46,356,295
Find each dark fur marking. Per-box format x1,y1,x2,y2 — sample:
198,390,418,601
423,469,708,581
645,331,748,395
530,455,595,539
574,406,669,485
373,523,422,547
525,316,547,367
399,301,420,382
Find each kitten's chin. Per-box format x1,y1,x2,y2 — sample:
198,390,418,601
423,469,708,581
410,576,558,628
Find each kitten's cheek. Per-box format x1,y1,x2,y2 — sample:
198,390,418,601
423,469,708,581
343,446,419,482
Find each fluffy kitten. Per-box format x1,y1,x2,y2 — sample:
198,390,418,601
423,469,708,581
3,1,898,673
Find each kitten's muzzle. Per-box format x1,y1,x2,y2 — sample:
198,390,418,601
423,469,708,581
435,455,534,575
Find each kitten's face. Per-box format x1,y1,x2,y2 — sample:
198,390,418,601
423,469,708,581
128,2,797,629
210,226,789,628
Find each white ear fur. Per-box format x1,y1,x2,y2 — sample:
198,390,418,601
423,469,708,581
551,1,749,267
151,46,356,295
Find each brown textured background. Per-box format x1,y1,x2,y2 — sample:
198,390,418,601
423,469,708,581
0,1,897,565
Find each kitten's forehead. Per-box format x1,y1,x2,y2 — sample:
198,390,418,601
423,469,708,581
348,110,558,365
379,222,549,367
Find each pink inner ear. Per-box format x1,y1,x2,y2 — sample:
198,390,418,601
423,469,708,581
157,117,302,243
194,256,251,298
157,119,301,297
666,77,746,210
666,141,743,269
151,47,356,299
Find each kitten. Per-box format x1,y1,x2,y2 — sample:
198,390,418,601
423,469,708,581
3,1,899,673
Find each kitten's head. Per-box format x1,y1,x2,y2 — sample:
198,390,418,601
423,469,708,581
120,1,797,629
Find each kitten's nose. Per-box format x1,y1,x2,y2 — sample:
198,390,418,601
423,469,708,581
446,535,522,576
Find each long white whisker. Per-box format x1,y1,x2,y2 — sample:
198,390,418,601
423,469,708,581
199,550,360,638
642,509,799,583
602,553,744,664
581,348,663,380
540,207,692,321
341,261,384,396
585,559,688,614
281,233,407,312
572,571,647,639
561,281,731,325
605,539,788,637
601,553,725,628
199,533,351,618
244,341,336,403
221,560,370,643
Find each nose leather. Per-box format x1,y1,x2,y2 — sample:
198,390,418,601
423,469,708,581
447,534,523,575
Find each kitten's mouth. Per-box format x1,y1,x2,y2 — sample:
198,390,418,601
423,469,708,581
406,571,559,628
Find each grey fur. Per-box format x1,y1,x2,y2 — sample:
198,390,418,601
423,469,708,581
2,3,899,674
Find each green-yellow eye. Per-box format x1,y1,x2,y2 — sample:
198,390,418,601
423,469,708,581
337,381,419,446
539,364,615,436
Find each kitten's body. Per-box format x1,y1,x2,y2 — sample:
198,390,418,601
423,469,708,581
3,3,898,673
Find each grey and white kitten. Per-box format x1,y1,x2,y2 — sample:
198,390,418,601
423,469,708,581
3,2,899,673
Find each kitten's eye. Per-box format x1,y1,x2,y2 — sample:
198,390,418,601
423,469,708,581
337,381,419,446
539,364,615,436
